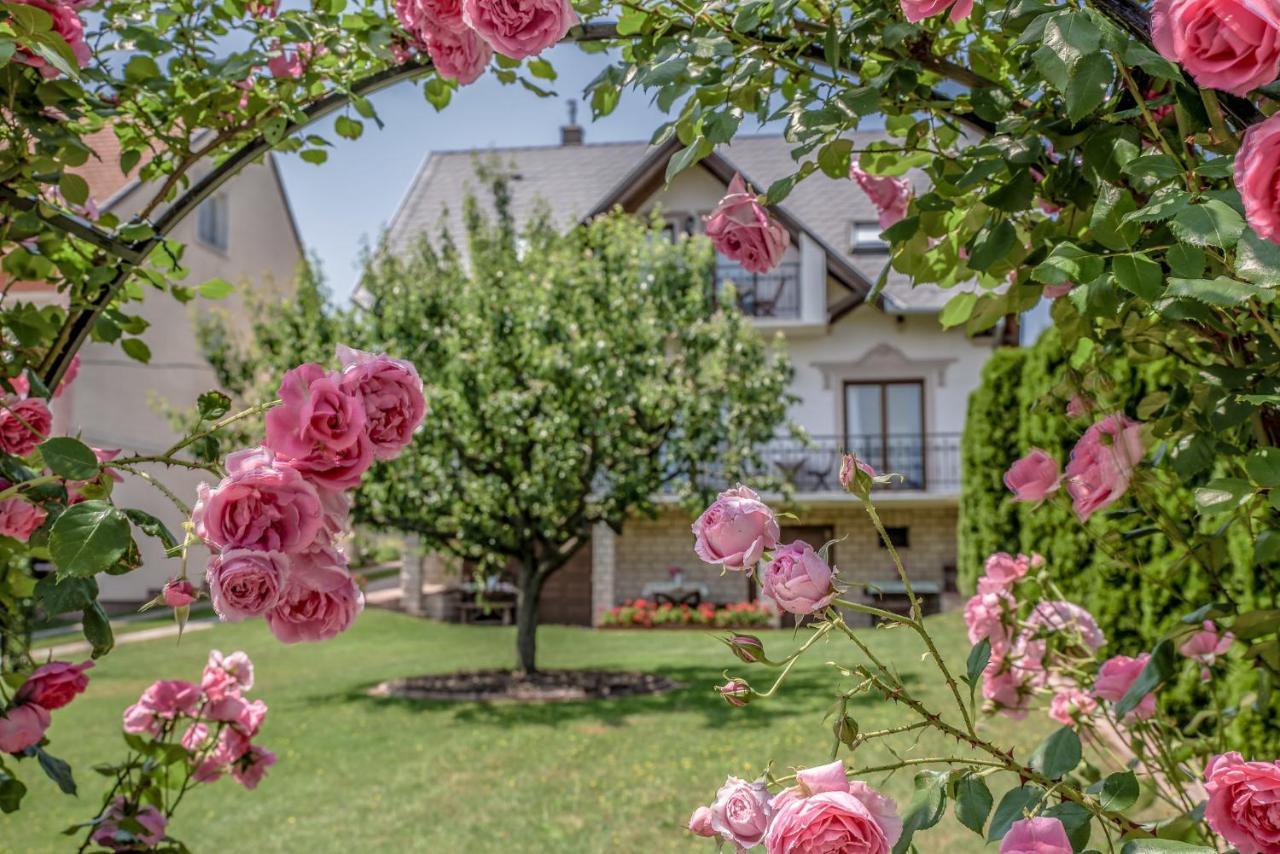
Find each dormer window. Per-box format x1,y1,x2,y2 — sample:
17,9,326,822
850,220,888,254
197,194,229,252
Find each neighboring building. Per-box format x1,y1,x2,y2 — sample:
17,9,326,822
13,129,303,603
388,121,998,626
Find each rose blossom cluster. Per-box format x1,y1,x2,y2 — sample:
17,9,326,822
0,660,92,754
688,760,903,853
692,485,839,619
99,651,271,849
1005,412,1144,521
194,346,426,643
394,0,577,84
705,173,792,276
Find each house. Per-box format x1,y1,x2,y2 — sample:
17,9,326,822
387,119,998,625
14,128,304,603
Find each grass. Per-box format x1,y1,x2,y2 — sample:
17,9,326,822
4,609,1052,853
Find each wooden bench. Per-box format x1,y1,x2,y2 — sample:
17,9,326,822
456,600,516,625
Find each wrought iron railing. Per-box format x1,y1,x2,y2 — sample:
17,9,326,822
715,260,802,319
670,433,962,494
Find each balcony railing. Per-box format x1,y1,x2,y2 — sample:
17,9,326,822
672,434,962,495
715,260,801,319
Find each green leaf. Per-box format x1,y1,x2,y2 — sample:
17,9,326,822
1167,244,1206,277
666,140,712,183
36,748,76,795
940,292,979,329
527,57,556,80
197,390,231,421
1236,228,1280,286
966,638,991,702
121,338,152,364
967,220,1017,272
122,509,178,551
1116,639,1174,717
58,172,89,208
1257,529,1280,565
0,774,27,813
1165,277,1271,307
1090,184,1139,250
1123,42,1182,79
34,574,98,614
1034,242,1104,285
1112,254,1164,301
1246,448,1280,487
1098,770,1139,812
196,278,234,300
1122,154,1182,184
817,139,853,179
123,54,161,84
334,115,363,140
1170,200,1245,249
1030,727,1082,778
38,437,99,480
1066,52,1113,121
1042,801,1092,851
982,171,1036,212
893,771,947,854
81,601,114,658
1120,842,1215,853
989,786,1042,841
953,774,992,836
1194,477,1255,513
1232,609,1280,641
49,500,132,578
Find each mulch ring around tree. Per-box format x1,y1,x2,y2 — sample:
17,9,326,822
369,669,681,703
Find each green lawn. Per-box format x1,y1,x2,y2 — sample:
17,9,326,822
4,610,1049,852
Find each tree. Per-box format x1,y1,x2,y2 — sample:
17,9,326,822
204,174,793,674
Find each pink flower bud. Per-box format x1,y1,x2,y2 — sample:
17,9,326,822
717,678,753,707
723,633,767,664
162,578,198,608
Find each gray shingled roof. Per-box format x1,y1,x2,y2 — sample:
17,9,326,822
385,133,952,312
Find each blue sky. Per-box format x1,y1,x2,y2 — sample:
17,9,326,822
275,46,671,302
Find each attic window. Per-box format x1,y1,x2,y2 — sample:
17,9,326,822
850,221,888,254
197,194,229,252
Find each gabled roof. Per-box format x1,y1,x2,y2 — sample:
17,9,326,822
385,133,955,315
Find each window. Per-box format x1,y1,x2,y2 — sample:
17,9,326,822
196,194,229,251
850,220,888,253
877,527,910,549
843,380,925,488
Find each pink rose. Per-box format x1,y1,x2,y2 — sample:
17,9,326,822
462,0,578,59
15,660,92,710
266,42,311,79
838,454,876,491
10,0,91,78
981,552,1039,590
207,695,268,737
1065,414,1144,522
192,727,252,782
426,26,492,85
280,431,375,490
401,0,467,34
1203,752,1280,854
193,448,324,552
0,703,49,753
688,805,717,838
704,173,791,274
232,744,277,790
1094,653,1157,720
0,397,51,456
337,345,427,459
1021,600,1106,653
266,363,367,460
1001,816,1072,853
1004,449,1060,503
982,653,1033,719
691,485,780,571
121,680,201,736
1180,620,1234,680
162,578,197,608
206,549,289,621
850,164,912,228
766,763,901,854
0,497,47,541
1236,112,1280,245
1152,0,1280,95
265,549,362,643
964,589,1015,651
91,797,167,851
898,0,973,22
206,650,254,693
54,353,79,398
708,776,773,849
1049,686,1098,727
761,540,837,615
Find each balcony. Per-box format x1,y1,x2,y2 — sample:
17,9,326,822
715,260,801,319
673,433,962,496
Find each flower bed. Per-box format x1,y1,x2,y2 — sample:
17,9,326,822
601,600,772,629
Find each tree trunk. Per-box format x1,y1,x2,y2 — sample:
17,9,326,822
515,563,545,677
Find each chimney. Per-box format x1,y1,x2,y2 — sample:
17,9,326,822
560,99,583,146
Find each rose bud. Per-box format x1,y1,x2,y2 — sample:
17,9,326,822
722,633,768,665
838,453,876,496
832,714,860,748
163,579,198,608
717,678,754,707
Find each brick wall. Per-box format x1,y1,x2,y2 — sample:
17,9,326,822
610,501,958,608
539,546,593,626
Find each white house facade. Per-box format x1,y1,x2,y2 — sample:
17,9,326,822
386,124,998,625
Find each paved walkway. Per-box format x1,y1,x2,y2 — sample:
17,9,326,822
44,619,216,658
